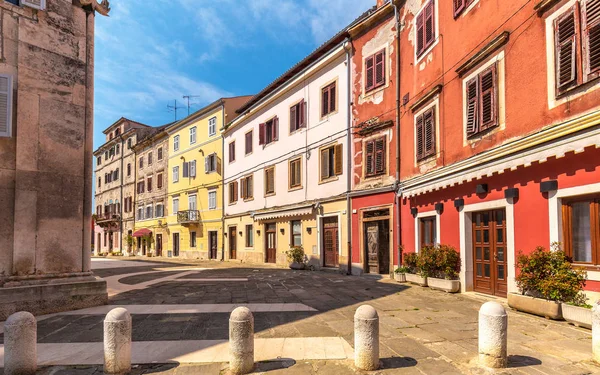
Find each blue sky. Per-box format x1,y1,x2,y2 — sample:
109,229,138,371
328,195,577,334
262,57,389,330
93,0,375,149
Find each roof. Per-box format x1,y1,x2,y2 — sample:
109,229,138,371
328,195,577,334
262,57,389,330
233,5,378,117
134,122,173,146
101,117,150,135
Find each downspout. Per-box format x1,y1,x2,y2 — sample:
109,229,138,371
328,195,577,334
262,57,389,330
119,134,124,253
393,1,403,269
344,39,353,275
221,102,226,261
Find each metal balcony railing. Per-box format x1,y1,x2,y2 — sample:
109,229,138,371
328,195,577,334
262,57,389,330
177,210,200,224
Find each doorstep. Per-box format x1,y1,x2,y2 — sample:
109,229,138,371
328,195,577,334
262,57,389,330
320,267,341,274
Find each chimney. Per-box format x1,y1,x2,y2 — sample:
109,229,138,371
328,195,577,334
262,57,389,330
376,0,387,7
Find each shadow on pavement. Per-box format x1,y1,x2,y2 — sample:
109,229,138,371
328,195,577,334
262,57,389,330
380,356,418,369
507,355,542,368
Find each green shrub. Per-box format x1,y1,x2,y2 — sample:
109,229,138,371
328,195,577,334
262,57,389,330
285,246,305,264
416,246,440,278
394,266,410,274
403,252,419,274
437,244,461,280
515,244,586,303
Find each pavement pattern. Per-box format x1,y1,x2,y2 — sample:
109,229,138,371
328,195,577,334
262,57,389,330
1,257,600,374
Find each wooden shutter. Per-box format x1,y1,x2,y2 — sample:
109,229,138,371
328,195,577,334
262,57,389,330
147,177,152,192
300,100,307,128
375,50,385,87
416,114,424,160
241,178,247,199
416,10,425,56
375,137,386,174
259,123,265,145
365,140,375,176
229,142,235,162
425,1,435,48
248,175,253,198
334,144,343,176
583,0,600,81
265,167,275,194
454,0,466,18
479,64,498,131
365,55,375,91
466,77,479,137
234,181,239,202
290,105,297,132
322,87,329,117
555,5,580,92
562,203,573,256
330,84,336,113
205,156,209,173
320,148,329,180
295,160,301,186
423,107,436,158
273,117,279,141
0,75,11,137
216,155,222,175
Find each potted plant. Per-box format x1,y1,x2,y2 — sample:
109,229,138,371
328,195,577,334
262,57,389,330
285,246,306,270
427,244,461,293
562,298,592,329
394,266,409,282
404,252,428,286
508,244,587,320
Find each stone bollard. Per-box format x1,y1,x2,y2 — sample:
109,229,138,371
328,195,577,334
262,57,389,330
354,304,379,370
4,311,37,375
229,306,254,375
103,307,132,374
592,301,600,363
478,301,508,368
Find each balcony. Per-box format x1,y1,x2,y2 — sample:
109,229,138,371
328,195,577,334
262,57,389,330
177,210,200,225
95,212,120,229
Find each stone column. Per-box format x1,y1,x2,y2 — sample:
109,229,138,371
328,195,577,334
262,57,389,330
354,304,379,370
479,301,507,368
592,301,600,363
4,311,37,375
229,306,254,374
104,307,131,374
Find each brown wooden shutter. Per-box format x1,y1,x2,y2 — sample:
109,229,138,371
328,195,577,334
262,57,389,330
466,77,479,137
365,55,374,91
273,117,279,141
290,105,297,132
416,114,424,160
300,100,306,128
425,1,435,48
320,148,329,180
375,137,386,174
375,50,385,87
248,175,253,198
365,140,375,176
555,5,580,92
258,123,265,145
582,0,600,82
240,178,246,200
416,10,425,56
330,84,336,113
424,107,436,158
295,160,301,186
234,181,238,202
562,203,573,256
479,64,498,131
454,0,466,17
334,144,343,176
322,88,329,117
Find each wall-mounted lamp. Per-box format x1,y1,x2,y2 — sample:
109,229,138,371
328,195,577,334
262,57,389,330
256,229,261,236
280,228,285,235
239,231,243,236
540,180,558,193
306,227,312,234
454,198,464,209
410,207,418,217
435,203,444,214
224,232,227,237
504,188,519,199
476,184,488,194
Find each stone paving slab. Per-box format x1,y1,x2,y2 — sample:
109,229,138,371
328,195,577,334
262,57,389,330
57,303,316,315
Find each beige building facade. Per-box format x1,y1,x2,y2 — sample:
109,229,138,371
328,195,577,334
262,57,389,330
0,0,110,320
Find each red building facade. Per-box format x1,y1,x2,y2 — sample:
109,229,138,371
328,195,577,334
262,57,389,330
396,0,600,298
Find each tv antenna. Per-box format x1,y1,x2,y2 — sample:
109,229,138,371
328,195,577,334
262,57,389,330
167,100,186,121
183,95,203,116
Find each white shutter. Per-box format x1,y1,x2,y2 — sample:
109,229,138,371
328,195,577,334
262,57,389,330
205,156,209,173
0,75,12,137
22,0,45,10
190,160,196,177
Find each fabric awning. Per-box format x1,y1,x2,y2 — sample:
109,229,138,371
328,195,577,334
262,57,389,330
253,205,314,221
132,228,152,237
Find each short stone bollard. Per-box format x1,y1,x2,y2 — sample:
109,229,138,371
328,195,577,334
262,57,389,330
478,301,508,368
229,306,254,375
354,304,379,370
592,301,600,363
4,311,37,375
103,307,132,374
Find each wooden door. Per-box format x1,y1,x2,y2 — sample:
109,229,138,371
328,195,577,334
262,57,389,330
472,209,507,297
365,222,379,274
265,223,276,263
209,231,218,259
229,227,237,260
173,233,180,257
323,218,339,267
156,234,162,256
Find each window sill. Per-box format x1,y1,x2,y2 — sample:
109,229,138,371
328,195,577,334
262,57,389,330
364,172,386,179
228,201,238,206
288,186,303,192
320,110,339,122
466,124,500,142
243,198,254,202
364,83,386,96
319,176,339,185
289,127,306,136
265,192,276,198
556,77,600,100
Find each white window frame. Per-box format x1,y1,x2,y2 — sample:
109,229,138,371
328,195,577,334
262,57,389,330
0,74,13,138
173,135,180,152
208,190,217,210
190,160,196,177
172,198,179,216
188,194,197,211
414,210,441,253
145,204,153,220
137,206,144,221
173,166,179,182
208,116,217,137
190,126,197,145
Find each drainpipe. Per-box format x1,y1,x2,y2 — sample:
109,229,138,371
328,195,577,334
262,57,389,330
393,1,403,269
344,39,353,275
119,133,125,253
221,101,226,261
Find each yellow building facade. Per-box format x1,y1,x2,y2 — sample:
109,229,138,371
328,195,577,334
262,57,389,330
165,96,252,259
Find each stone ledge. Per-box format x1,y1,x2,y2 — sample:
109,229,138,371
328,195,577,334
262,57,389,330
0,278,108,321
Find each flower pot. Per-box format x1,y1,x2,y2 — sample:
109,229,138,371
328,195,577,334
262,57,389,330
427,277,460,293
394,273,407,283
405,273,427,287
289,262,305,270
507,293,563,320
561,303,591,329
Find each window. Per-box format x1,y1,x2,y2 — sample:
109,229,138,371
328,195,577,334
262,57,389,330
173,135,180,151
191,232,197,247
290,100,306,132
116,144,120,154
416,106,436,161
245,131,253,155
245,225,254,247
291,220,302,247
229,181,238,204
137,206,144,220
321,82,336,117
562,195,600,264
155,203,164,217
146,205,153,219
209,117,217,136
172,198,179,215
139,158,144,169
148,152,153,165
173,166,179,182
229,141,236,163
189,160,196,177
554,1,600,95
365,137,386,177
98,177,101,188
104,151,108,159
137,181,145,194
205,153,217,173
114,168,119,180
420,217,437,249
259,117,279,146
454,0,475,17
320,144,343,181
147,176,152,192
190,126,197,144
127,138,132,149
97,156,101,165
181,160,196,178
241,174,253,200
265,166,275,196
289,157,302,189
208,190,217,210
416,0,435,57
158,147,163,160
466,63,498,138
365,49,386,92
127,163,131,177
157,173,163,189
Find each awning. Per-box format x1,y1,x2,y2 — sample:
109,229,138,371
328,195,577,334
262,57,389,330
132,228,152,237
253,205,314,221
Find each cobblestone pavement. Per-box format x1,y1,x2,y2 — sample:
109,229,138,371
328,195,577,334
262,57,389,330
1,257,600,374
